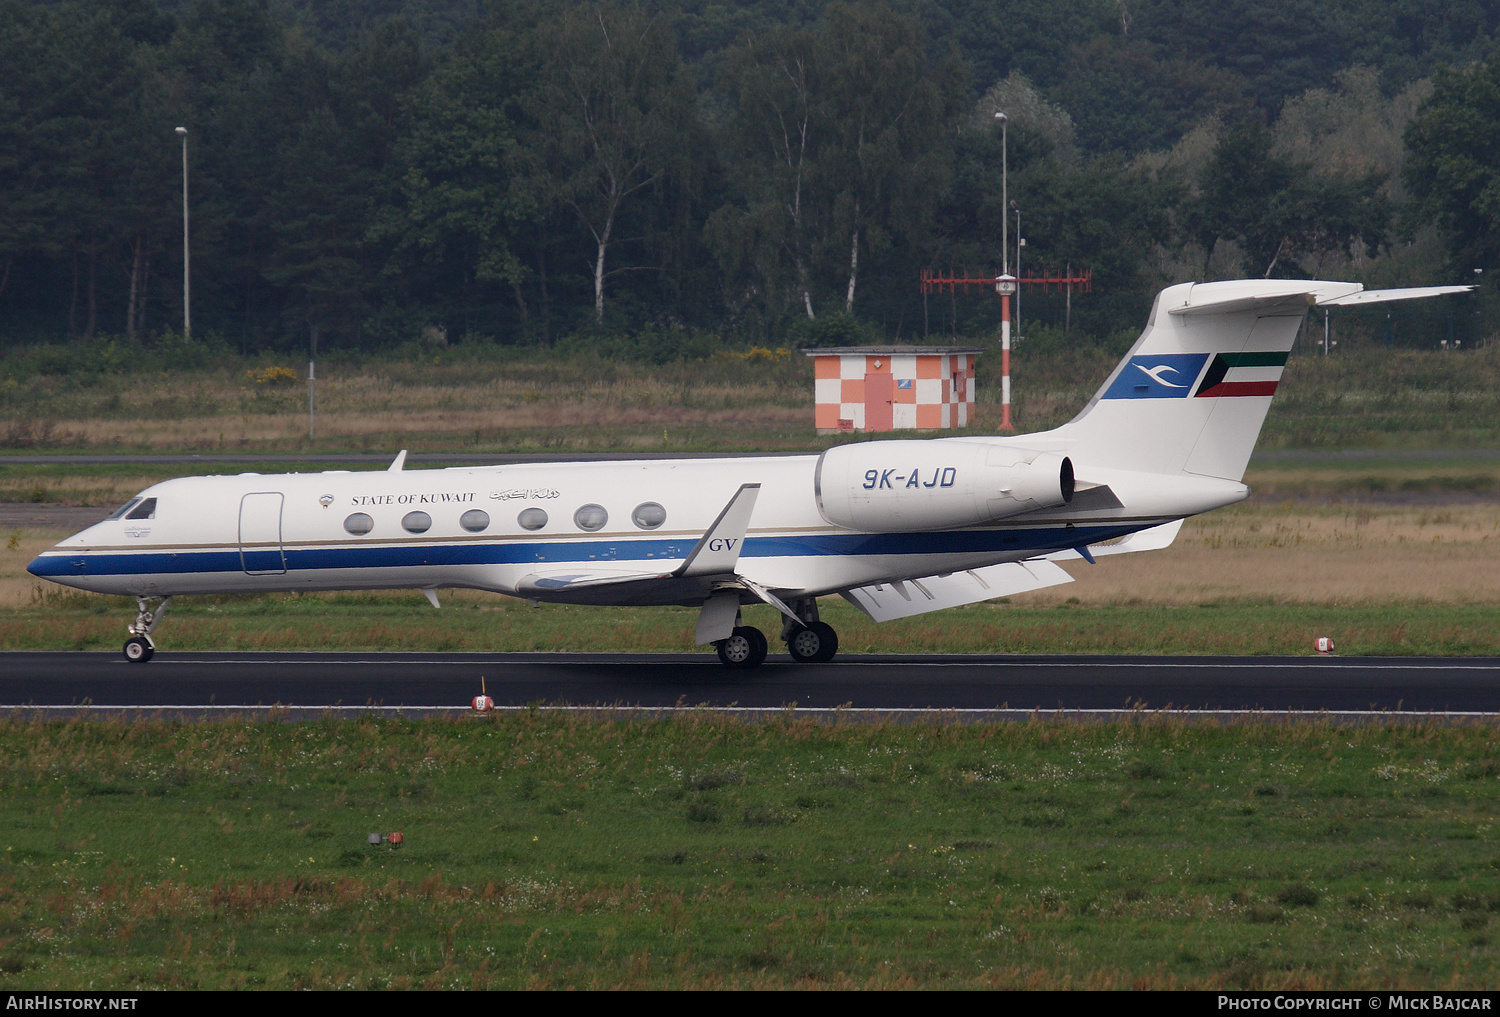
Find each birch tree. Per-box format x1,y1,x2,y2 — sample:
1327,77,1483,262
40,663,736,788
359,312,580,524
524,4,694,324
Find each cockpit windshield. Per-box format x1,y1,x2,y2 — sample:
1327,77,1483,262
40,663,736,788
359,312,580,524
126,498,156,520
105,498,142,521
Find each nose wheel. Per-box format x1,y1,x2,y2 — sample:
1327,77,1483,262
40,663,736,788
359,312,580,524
123,596,170,663
123,636,154,663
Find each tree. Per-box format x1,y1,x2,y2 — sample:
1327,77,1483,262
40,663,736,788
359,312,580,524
1403,58,1500,272
374,22,538,331
710,1,960,325
262,20,427,336
0,0,55,305
709,23,823,322
1195,119,1388,278
522,4,696,324
813,2,962,314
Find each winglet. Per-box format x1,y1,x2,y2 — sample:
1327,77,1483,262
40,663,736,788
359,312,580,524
389,450,407,472
675,484,760,578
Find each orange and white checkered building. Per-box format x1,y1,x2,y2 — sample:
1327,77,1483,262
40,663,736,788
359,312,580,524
807,346,981,433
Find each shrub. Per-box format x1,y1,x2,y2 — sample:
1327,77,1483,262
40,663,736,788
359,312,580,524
1275,883,1320,908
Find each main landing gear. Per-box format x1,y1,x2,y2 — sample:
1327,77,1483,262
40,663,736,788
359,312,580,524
123,596,170,663
781,597,838,664
711,598,840,668
716,625,768,668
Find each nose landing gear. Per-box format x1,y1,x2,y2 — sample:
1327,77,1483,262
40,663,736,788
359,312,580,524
123,596,171,663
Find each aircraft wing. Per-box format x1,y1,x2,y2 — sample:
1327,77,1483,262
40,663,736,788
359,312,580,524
840,559,1074,623
517,569,670,593
514,568,700,607
515,484,768,611
1047,519,1184,562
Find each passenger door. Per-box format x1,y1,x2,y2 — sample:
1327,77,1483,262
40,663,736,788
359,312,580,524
239,492,287,575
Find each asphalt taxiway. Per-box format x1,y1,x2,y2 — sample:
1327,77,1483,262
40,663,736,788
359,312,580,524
1,651,1498,716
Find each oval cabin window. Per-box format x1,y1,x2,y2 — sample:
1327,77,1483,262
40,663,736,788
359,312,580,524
402,511,432,534
573,504,608,531
517,508,548,530
344,512,374,535
460,509,490,532
632,502,667,529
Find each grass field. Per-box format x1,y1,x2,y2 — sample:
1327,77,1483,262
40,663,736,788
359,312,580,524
1,341,1497,455
0,713,1497,989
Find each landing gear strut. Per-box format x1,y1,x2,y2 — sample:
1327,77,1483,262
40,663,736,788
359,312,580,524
123,596,170,664
782,597,838,663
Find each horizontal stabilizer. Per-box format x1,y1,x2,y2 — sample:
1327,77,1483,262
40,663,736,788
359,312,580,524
1167,285,1324,317
1317,285,1473,306
841,559,1073,623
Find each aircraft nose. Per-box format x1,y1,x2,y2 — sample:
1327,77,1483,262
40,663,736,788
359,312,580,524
26,551,74,580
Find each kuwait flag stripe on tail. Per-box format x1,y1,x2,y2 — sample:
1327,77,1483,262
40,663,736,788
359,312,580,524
1194,351,1288,398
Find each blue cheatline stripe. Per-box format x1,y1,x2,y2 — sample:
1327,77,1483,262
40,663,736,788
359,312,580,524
27,524,1144,579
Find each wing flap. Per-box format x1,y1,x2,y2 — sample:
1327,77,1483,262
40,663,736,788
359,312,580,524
841,559,1073,623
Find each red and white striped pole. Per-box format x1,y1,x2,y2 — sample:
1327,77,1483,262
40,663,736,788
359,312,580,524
996,274,1017,431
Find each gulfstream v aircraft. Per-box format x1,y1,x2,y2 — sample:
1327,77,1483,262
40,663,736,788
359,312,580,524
28,278,1469,666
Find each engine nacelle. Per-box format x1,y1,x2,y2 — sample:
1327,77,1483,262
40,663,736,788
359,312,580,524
815,440,1074,532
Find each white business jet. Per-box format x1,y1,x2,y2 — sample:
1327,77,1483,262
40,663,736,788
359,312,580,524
29,278,1468,666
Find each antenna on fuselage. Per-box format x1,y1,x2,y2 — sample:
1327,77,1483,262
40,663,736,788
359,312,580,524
388,449,407,472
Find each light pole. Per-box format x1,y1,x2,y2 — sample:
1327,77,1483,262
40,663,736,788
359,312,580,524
308,325,318,440
994,111,1014,431
1012,202,1023,340
996,112,1007,276
175,126,190,341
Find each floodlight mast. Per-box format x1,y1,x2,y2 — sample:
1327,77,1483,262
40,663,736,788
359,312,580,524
994,111,1013,431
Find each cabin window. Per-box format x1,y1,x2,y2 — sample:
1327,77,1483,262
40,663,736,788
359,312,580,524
106,498,142,521
126,498,157,520
632,502,667,529
518,508,548,530
573,504,608,531
402,511,432,534
460,509,490,532
344,512,374,535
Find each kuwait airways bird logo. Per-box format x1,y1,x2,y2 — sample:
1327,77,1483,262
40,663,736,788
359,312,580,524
1134,363,1187,387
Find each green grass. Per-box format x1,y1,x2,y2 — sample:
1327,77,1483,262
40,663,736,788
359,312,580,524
7,594,1500,656
0,714,1497,988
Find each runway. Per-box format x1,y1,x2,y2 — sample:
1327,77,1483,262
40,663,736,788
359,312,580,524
2,651,1499,716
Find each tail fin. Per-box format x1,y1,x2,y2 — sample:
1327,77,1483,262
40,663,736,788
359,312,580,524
1056,279,1470,481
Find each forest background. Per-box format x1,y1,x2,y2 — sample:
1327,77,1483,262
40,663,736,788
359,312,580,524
3,0,1500,362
